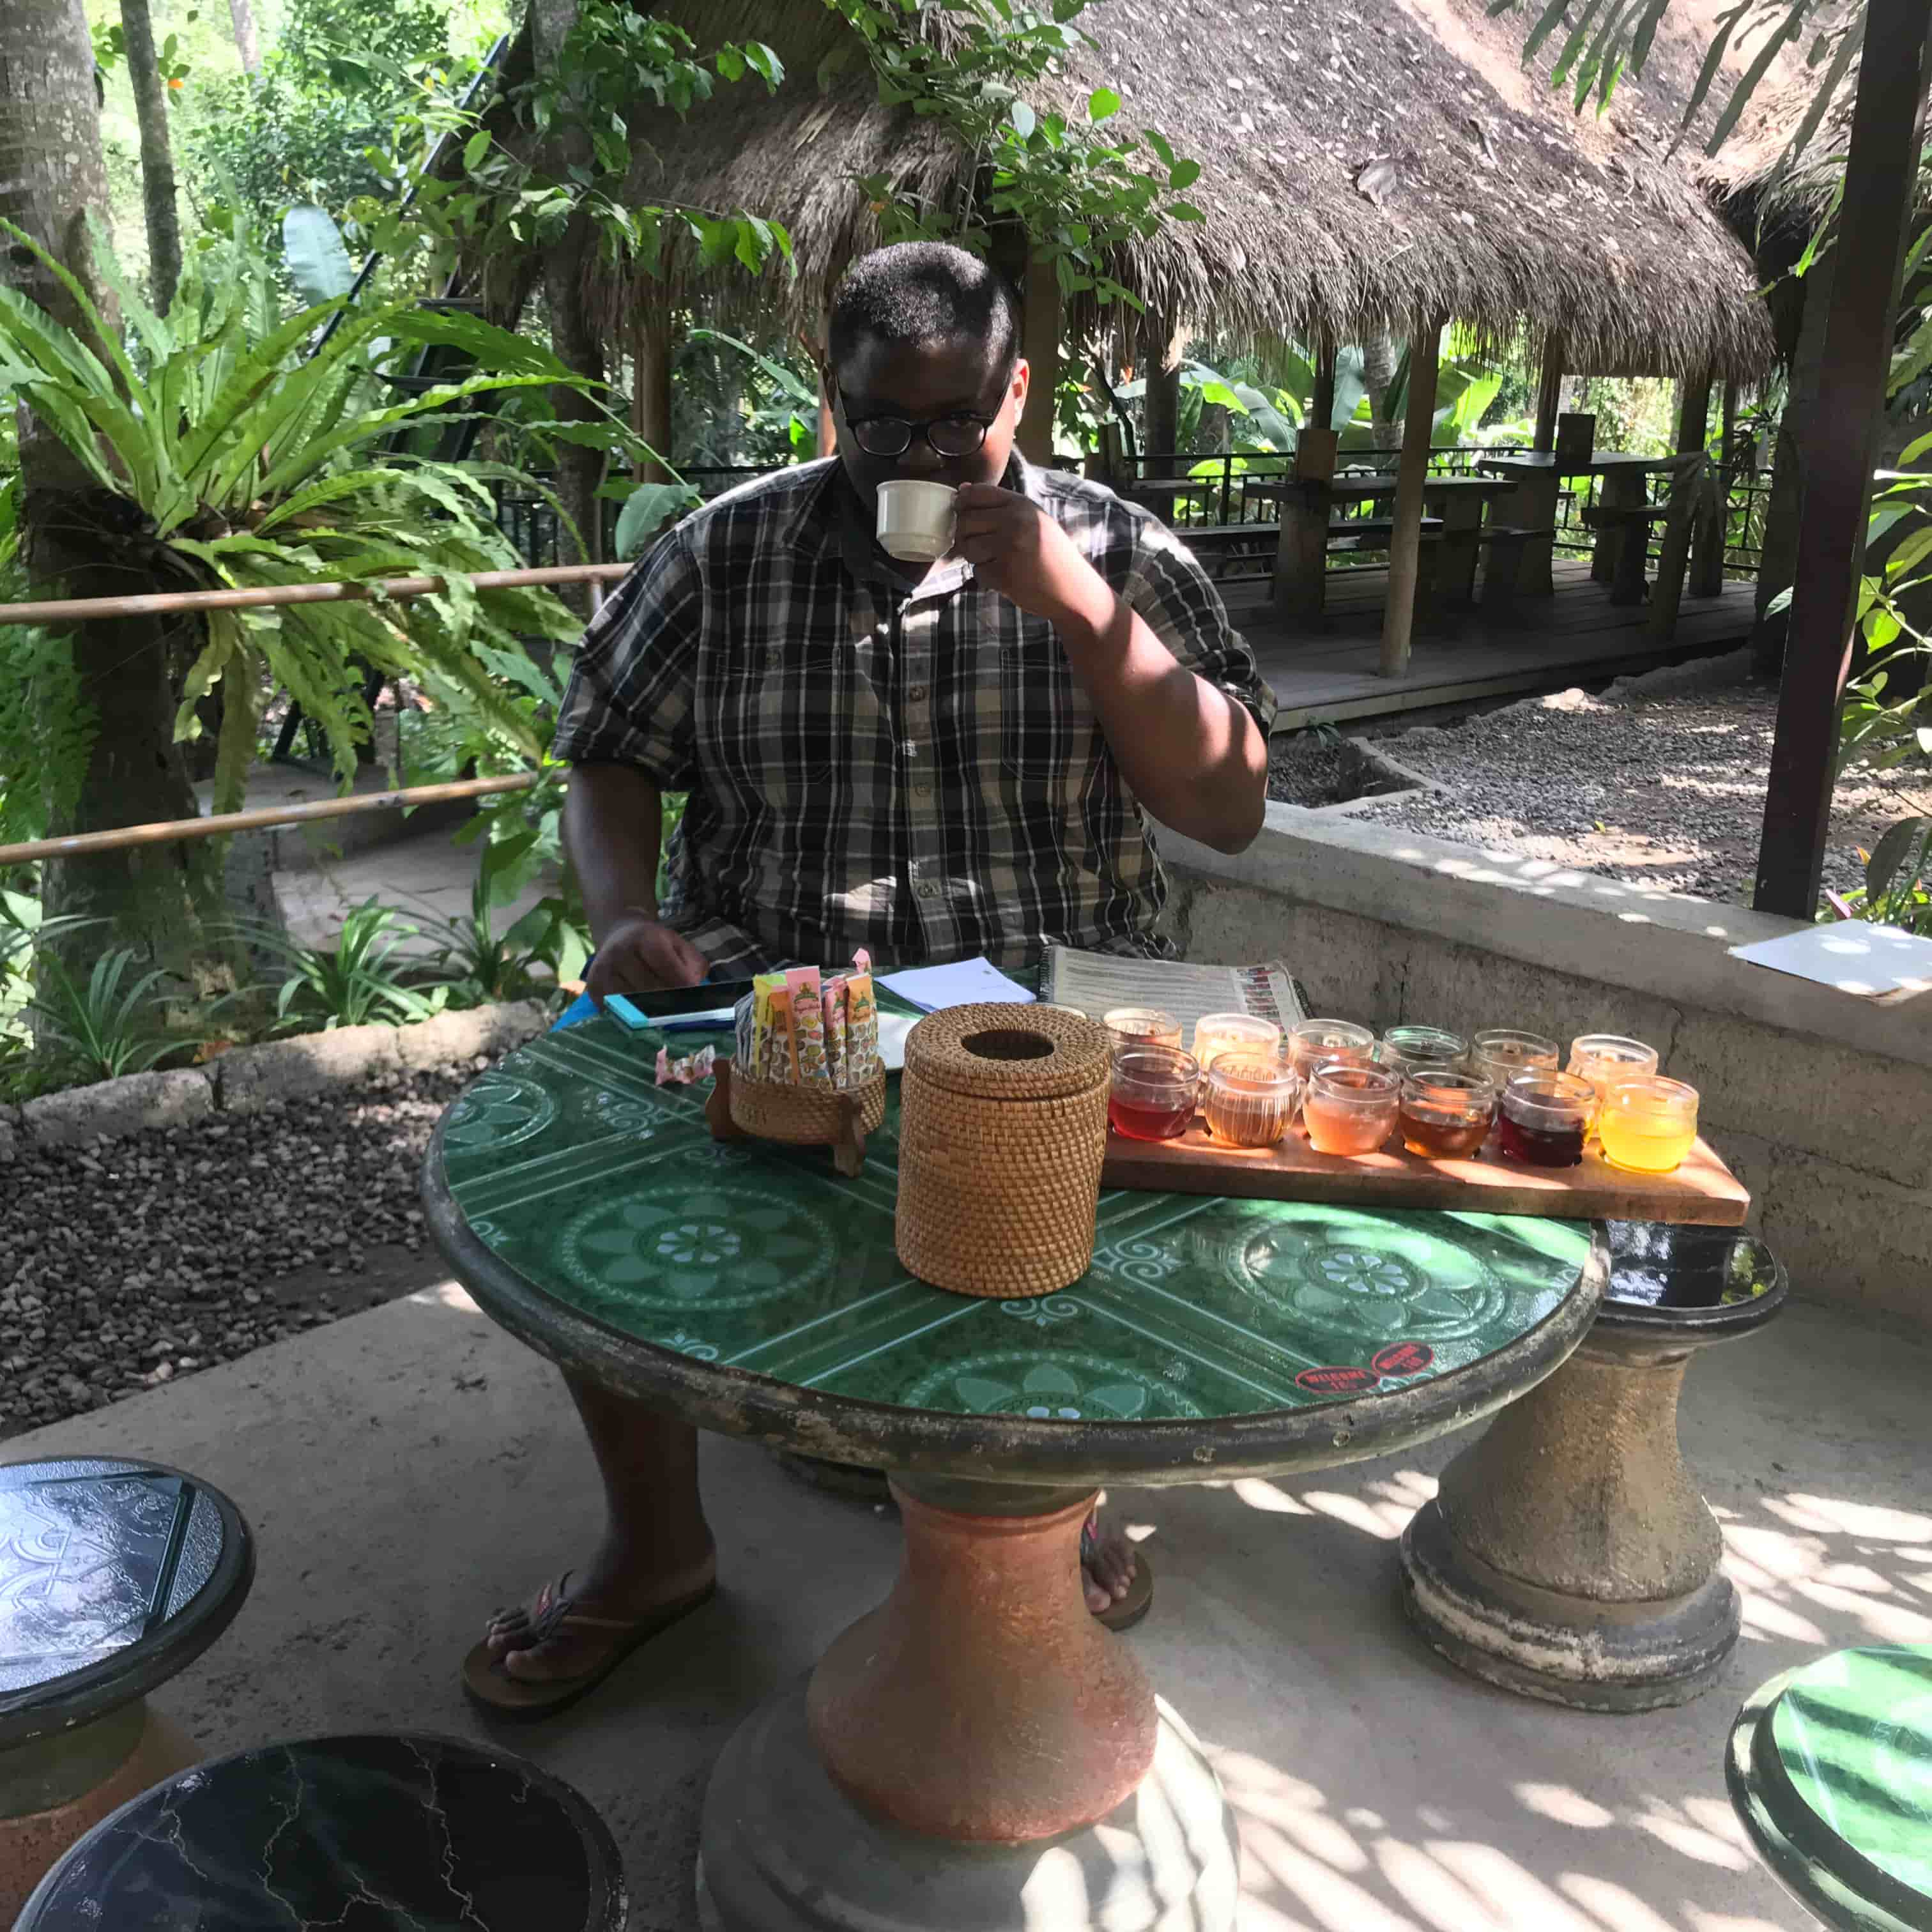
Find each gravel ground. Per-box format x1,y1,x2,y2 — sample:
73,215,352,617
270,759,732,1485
0,1059,487,1438
1354,663,1932,902
1266,733,1413,808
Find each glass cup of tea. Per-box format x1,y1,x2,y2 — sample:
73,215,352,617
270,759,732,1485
1107,1046,1200,1142
1204,1055,1301,1149
1598,1076,1700,1174
1466,1027,1561,1090
1566,1034,1660,1135
1303,1062,1402,1156
1378,1025,1469,1079
1398,1069,1497,1159
1103,1007,1184,1057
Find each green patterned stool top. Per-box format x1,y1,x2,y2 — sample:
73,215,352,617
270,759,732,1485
1728,1647,1932,1932
423,1016,1605,1486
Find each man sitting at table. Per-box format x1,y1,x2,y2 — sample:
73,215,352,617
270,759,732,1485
466,241,1275,1716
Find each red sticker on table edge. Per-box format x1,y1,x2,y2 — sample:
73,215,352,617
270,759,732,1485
1295,1365,1377,1395
1370,1342,1436,1377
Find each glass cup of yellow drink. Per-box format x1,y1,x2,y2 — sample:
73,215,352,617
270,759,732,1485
1598,1077,1699,1174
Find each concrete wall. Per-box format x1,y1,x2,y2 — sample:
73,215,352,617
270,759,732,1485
1157,806,1932,1330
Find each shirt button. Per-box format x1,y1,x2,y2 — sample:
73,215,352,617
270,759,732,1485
917,882,938,900
915,782,933,799
908,684,928,702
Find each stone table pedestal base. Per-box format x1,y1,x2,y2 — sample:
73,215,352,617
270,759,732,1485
1,1701,198,1920
699,1683,1238,1932
699,1479,1237,1932
1399,1226,1786,1712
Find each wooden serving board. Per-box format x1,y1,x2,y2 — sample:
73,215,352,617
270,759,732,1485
1100,1121,1749,1226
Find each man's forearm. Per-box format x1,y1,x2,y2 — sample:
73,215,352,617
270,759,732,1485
1056,587,1268,854
563,762,664,946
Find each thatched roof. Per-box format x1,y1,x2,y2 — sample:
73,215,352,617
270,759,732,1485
572,0,1775,378
1703,67,1932,233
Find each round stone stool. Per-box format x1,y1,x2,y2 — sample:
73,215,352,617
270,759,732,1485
1400,1220,1786,1711
1727,1646,1932,1931
0,1456,253,1919
15,1731,629,1929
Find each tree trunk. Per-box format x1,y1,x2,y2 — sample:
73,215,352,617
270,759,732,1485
1363,331,1399,447
1140,311,1184,462
1,0,227,985
531,0,606,610
118,0,181,312
226,0,261,75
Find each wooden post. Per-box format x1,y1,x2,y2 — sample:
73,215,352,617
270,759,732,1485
632,308,675,486
1017,249,1060,466
1647,369,1712,641
1380,314,1445,677
1755,0,1932,917
1533,332,1565,452
1689,378,1738,597
1310,326,1337,437
818,381,837,458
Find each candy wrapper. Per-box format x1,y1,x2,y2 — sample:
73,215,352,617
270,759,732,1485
844,970,878,1085
735,992,755,1067
656,1043,716,1087
821,980,847,1091
786,966,831,1087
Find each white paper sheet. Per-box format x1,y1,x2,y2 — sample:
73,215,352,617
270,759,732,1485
878,957,1037,1013
1728,921,1932,1001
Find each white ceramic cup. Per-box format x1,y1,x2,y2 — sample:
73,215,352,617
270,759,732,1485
875,479,958,562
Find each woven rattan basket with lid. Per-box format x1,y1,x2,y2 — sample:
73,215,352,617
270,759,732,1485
894,1002,1111,1299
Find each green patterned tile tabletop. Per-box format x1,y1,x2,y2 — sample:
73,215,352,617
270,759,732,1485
435,1017,1594,1426
1770,1647,1932,1908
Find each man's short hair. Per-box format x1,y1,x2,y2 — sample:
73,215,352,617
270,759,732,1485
827,242,1020,377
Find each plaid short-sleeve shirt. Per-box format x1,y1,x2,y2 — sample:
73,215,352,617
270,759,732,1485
553,454,1276,974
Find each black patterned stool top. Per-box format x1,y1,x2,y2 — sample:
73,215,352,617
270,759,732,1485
1600,1220,1788,1338
0,1457,252,1747
15,1731,629,1931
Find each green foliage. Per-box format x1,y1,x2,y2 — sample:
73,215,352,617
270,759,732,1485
1825,816,1932,934
281,204,358,303
0,215,592,816
834,0,1203,305
21,946,206,1083
400,868,579,1006
222,898,452,1032
370,3,791,293
672,325,818,468
182,0,460,236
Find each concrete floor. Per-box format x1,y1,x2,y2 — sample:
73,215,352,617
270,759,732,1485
15,1283,1928,1930
274,822,558,956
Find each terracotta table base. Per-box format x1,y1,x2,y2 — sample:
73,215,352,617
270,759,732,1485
700,1478,1238,1932
1399,1225,1785,1712
0,1702,198,1922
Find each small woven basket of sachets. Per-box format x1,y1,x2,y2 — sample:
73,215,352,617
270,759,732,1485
894,1002,1110,1299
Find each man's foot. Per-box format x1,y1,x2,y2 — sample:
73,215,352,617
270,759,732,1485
1082,1515,1137,1616
484,1539,716,1684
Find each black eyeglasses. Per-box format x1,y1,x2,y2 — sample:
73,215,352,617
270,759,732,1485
834,385,999,459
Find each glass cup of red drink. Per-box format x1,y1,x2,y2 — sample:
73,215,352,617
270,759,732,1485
1496,1071,1597,1167
1108,1046,1200,1142
1303,1062,1402,1156
1398,1069,1496,1158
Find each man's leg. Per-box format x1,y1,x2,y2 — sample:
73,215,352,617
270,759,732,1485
485,1372,716,1682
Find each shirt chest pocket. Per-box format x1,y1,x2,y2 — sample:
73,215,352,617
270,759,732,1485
703,640,840,808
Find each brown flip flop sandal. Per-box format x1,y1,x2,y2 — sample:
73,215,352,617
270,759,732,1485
462,1570,717,1721
1084,1526,1154,1634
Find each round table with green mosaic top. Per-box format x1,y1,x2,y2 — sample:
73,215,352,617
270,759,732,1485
423,1014,1607,1932
1728,1647,1932,1932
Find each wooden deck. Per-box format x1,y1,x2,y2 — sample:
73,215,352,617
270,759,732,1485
1220,556,1758,730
